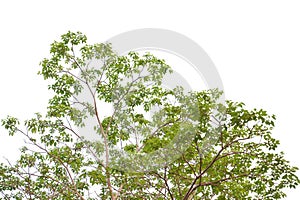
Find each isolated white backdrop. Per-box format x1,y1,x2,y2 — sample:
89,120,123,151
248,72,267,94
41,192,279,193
0,0,299,198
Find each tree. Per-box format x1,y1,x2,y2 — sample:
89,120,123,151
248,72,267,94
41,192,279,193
0,31,299,200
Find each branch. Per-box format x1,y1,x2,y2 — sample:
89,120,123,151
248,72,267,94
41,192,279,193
153,169,174,200
16,129,86,200
183,135,252,200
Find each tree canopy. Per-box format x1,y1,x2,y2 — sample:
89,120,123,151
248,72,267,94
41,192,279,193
1,31,299,200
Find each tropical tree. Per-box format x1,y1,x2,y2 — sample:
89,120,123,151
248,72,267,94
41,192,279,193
0,31,299,200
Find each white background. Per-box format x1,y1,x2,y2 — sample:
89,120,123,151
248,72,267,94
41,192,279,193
0,0,299,198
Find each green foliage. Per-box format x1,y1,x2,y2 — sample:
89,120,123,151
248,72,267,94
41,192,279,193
0,31,299,200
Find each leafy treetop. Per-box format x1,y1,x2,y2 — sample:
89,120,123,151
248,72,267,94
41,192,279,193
0,31,299,200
